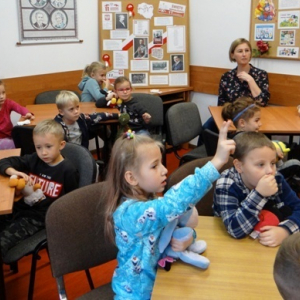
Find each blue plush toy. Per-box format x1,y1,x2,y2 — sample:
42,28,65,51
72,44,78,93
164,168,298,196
158,209,210,271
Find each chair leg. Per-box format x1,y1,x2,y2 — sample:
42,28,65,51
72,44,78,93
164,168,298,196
9,262,18,273
0,260,6,300
28,240,47,300
85,269,95,290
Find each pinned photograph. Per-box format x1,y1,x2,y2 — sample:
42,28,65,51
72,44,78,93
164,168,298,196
130,73,148,86
171,54,184,72
116,13,128,29
133,38,149,59
150,60,169,73
153,29,163,45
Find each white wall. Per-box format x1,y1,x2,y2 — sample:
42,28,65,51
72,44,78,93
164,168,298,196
1,0,299,145
0,0,99,79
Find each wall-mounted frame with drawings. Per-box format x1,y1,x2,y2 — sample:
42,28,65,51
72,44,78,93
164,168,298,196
17,0,80,45
250,0,300,60
99,0,190,88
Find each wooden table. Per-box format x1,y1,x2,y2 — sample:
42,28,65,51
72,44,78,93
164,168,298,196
209,105,300,136
25,102,119,126
152,216,281,300
0,149,21,215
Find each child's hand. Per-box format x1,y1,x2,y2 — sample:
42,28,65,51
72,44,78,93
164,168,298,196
6,168,30,182
104,78,111,90
142,113,151,124
211,121,236,171
171,234,193,252
256,174,278,197
258,226,289,247
184,207,199,228
23,113,35,120
276,148,284,160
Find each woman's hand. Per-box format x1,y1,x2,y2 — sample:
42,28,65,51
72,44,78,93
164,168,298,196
211,121,236,171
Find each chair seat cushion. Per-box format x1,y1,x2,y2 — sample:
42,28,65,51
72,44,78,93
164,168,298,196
76,283,114,300
180,145,207,164
2,229,46,264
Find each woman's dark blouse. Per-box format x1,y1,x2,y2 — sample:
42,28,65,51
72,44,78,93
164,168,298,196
218,64,270,107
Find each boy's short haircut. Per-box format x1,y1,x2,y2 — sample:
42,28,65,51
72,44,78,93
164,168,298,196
33,119,65,141
56,90,80,110
233,131,275,161
273,232,300,299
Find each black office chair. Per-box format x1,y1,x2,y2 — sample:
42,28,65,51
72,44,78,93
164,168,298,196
46,182,118,299
202,129,219,157
11,126,36,155
1,142,97,300
132,93,166,165
165,156,234,216
165,102,207,166
34,90,81,104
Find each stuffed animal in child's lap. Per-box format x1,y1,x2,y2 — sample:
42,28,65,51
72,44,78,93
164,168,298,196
158,208,210,271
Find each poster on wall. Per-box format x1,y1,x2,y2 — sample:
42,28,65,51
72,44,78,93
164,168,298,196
17,0,79,45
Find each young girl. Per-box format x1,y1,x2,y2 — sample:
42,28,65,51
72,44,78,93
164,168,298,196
0,80,34,149
213,131,300,247
222,96,300,181
104,121,235,299
97,76,151,134
78,61,115,104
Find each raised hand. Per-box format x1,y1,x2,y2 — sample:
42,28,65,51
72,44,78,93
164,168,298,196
211,121,235,171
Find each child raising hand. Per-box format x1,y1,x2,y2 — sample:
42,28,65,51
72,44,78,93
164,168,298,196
104,121,235,299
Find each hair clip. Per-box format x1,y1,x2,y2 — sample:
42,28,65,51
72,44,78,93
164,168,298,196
123,129,135,139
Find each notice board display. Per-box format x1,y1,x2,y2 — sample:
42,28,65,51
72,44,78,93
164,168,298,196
98,1,189,88
250,0,300,60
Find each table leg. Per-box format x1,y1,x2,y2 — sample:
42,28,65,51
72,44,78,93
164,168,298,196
0,257,6,300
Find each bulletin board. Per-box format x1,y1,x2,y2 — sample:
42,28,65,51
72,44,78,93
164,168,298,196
98,0,190,88
250,0,300,60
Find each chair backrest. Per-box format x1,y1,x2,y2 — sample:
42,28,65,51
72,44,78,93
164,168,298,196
61,142,97,187
165,156,234,216
11,126,36,155
132,93,164,132
165,102,202,147
35,90,81,104
203,129,219,156
46,182,118,278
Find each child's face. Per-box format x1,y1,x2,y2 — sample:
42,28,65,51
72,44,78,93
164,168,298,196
59,101,80,125
33,133,65,166
235,146,276,190
130,143,168,195
115,81,132,102
91,69,106,85
239,111,262,132
0,84,6,106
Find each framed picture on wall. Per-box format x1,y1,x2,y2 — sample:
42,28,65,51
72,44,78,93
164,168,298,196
170,54,184,72
17,0,79,44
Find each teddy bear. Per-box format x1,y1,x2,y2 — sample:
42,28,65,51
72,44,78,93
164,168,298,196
9,175,46,206
158,208,210,271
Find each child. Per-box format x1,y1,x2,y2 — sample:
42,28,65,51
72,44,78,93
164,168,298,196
104,121,235,299
78,61,115,104
222,97,300,182
96,76,151,134
0,119,79,257
213,131,300,247
273,232,300,300
0,80,34,149
54,90,118,149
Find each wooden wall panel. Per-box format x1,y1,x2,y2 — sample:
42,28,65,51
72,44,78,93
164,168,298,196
190,65,300,106
3,70,82,106
4,67,300,107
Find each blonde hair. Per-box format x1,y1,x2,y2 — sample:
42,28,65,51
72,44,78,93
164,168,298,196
229,38,252,62
33,119,64,142
81,61,106,78
114,76,132,90
104,134,163,241
222,97,260,127
56,90,79,109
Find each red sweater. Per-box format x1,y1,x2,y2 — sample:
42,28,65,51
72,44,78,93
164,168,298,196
0,99,30,138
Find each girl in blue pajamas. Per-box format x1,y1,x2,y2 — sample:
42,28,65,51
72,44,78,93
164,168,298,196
104,122,235,300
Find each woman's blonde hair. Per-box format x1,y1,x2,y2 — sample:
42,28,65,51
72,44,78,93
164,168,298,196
55,90,79,109
104,134,163,242
229,38,252,62
222,97,260,127
81,61,106,78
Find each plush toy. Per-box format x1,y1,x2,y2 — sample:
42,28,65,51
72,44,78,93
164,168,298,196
9,175,45,206
107,97,122,108
116,113,130,140
158,209,210,271
272,140,290,166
